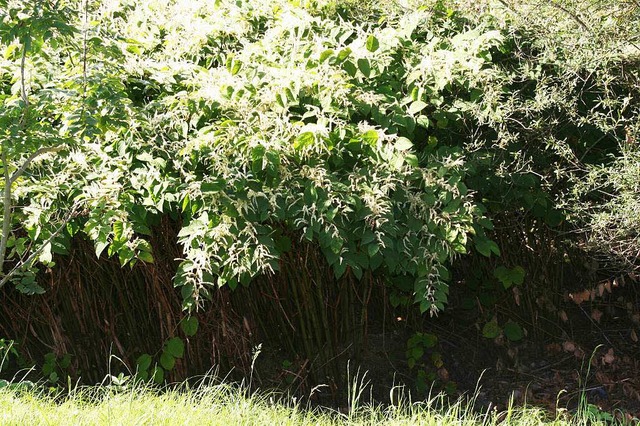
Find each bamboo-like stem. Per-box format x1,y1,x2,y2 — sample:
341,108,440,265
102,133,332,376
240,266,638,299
359,272,373,352
311,251,335,375
299,247,324,356
287,258,313,370
267,277,296,353
293,253,325,377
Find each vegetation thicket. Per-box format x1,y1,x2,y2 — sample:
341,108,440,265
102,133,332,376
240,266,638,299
0,0,638,409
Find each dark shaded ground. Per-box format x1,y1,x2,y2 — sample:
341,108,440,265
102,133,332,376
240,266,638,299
350,277,640,423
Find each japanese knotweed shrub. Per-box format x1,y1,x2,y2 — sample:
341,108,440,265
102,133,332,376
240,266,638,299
1,0,503,317
108,0,503,314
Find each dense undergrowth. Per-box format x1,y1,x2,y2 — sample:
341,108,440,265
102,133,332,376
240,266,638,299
0,0,639,415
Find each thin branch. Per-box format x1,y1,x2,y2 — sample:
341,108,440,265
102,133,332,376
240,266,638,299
80,0,88,122
1,35,32,277
20,40,29,109
0,149,12,272
18,35,30,128
544,0,589,31
0,203,80,290
498,0,589,32
9,146,64,185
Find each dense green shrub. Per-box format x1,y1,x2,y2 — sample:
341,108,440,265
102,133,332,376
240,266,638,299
0,0,502,317
1,0,638,340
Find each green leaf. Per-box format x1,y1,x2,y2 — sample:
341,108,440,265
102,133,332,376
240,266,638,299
421,333,438,348
319,49,334,62
417,115,430,128
276,236,292,253
16,275,45,295
357,58,371,77
165,337,185,358
494,265,525,289
294,132,314,150
395,137,413,151
419,299,431,314
200,180,225,192
181,316,199,337
333,259,347,280
343,60,357,77
138,250,154,263
362,229,376,245
152,366,164,384
118,246,135,267
60,354,71,369
38,242,53,264
405,154,419,167
366,35,379,52
304,186,318,204
136,354,152,372
477,217,494,230
410,346,424,360
409,101,427,115
337,47,352,62
482,320,501,339
475,237,500,257
504,321,524,341
113,221,125,241
545,209,565,227
160,351,175,370
361,130,378,145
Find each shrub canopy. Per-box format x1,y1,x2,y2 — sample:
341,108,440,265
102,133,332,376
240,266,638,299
1,0,638,313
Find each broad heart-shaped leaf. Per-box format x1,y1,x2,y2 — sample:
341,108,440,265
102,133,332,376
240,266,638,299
409,100,427,115
200,180,225,193
395,137,413,151
482,320,501,339
361,130,378,146
494,265,525,289
136,354,152,372
357,58,371,77
343,60,357,77
152,366,164,384
366,35,379,52
293,132,314,150
95,237,108,259
511,266,525,284
137,250,154,263
475,236,500,257
160,351,175,370
165,337,185,358
180,316,199,337
405,154,419,167
333,258,347,279
421,333,438,348
504,321,524,341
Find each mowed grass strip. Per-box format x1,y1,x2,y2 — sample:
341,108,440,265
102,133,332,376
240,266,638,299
0,381,596,426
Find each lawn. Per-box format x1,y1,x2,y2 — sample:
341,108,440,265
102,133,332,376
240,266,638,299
0,378,615,425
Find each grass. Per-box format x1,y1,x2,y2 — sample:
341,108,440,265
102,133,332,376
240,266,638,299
0,375,622,426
